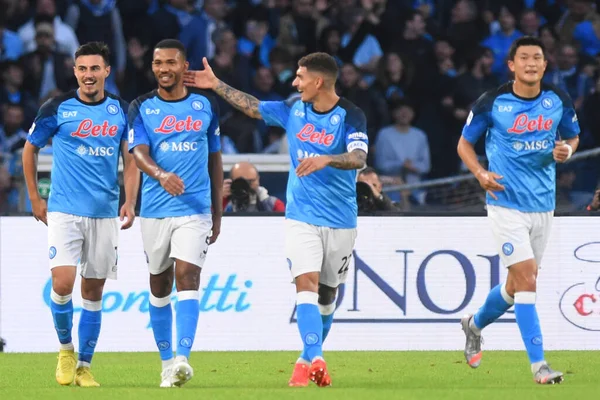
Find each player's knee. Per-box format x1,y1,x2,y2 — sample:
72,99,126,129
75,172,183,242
81,278,106,301
507,262,538,293
175,262,201,291
51,266,76,295
295,272,319,293
150,269,174,298
318,284,337,305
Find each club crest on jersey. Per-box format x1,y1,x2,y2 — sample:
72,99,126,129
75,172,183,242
191,100,204,111
330,114,341,125
507,114,553,134
106,104,119,115
296,123,334,146
71,119,119,138
154,115,203,134
541,97,553,109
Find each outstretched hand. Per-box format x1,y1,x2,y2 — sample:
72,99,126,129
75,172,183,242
476,170,505,200
183,57,218,90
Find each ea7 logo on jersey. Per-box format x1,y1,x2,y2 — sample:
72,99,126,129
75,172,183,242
294,109,305,117
146,108,160,115
62,111,77,118
498,105,512,112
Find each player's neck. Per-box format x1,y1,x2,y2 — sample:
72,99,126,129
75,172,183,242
311,92,339,113
512,80,541,99
77,88,105,103
158,85,187,101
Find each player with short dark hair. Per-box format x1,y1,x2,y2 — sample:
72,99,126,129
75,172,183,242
128,39,223,388
22,41,139,387
184,52,368,388
458,36,580,384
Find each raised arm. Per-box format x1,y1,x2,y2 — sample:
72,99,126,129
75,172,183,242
183,57,262,120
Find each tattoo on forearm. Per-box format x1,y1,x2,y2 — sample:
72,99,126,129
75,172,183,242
214,81,261,119
329,150,367,170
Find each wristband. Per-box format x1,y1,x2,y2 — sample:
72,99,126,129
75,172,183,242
564,143,573,160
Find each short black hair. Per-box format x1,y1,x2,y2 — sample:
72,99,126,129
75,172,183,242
75,42,111,66
508,36,545,60
155,39,187,60
359,166,378,176
298,52,339,82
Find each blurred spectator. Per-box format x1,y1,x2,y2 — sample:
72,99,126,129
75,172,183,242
374,100,430,204
555,0,600,46
587,188,600,211
373,52,413,102
223,161,285,212
482,6,523,82
121,37,155,102
0,103,27,153
544,43,594,110
180,0,228,70
3,0,32,31
18,0,80,57
237,8,276,68
269,47,295,97
277,0,328,58
64,0,126,92
0,60,38,125
148,0,196,49
0,12,24,61
337,62,389,152
20,20,75,102
357,166,398,211
519,9,541,37
339,7,383,77
447,0,489,61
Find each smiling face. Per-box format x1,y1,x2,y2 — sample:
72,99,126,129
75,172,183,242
152,48,188,91
292,66,321,102
508,45,547,86
74,54,110,100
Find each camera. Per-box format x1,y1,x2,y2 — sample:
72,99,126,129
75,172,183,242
230,178,253,211
356,181,377,212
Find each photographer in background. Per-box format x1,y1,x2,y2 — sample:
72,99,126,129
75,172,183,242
223,161,285,212
587,188,600,212
356,167,399,212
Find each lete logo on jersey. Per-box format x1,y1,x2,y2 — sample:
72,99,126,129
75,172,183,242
154,115,203,134
71,119,119,138
507,114,554,134
296,123,335,146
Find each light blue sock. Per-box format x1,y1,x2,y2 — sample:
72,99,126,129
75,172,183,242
78,300,102,364
296,292,323,362
176,291,200,360
300,302,335,362
514,292,545,364
50,290,73,345
149,294,173,361
473,283,514,331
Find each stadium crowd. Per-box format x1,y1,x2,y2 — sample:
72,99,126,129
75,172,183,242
0,0,599,213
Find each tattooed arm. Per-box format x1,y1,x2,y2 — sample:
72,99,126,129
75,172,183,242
213,80,262,119
327,149,367,170
296,149,367,177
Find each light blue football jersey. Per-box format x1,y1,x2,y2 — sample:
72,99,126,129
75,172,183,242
462,82,580,212
128,88,220,218
27,90,128,217
259,97,368,228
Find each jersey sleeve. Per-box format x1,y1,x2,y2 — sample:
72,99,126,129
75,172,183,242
207,95,221,153
461,90,495,144
119,99,130,142
27,98,59,148
555,88,580,139
344,106,369,153
258,97,297,128
127,99,150,152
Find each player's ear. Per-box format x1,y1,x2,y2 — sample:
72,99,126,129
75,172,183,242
105,65,111,78
507,60,515,73
184,61,189,72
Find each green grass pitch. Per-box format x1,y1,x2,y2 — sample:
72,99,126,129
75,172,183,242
0,351,597,399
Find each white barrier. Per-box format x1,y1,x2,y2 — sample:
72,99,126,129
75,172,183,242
0,216,598,353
